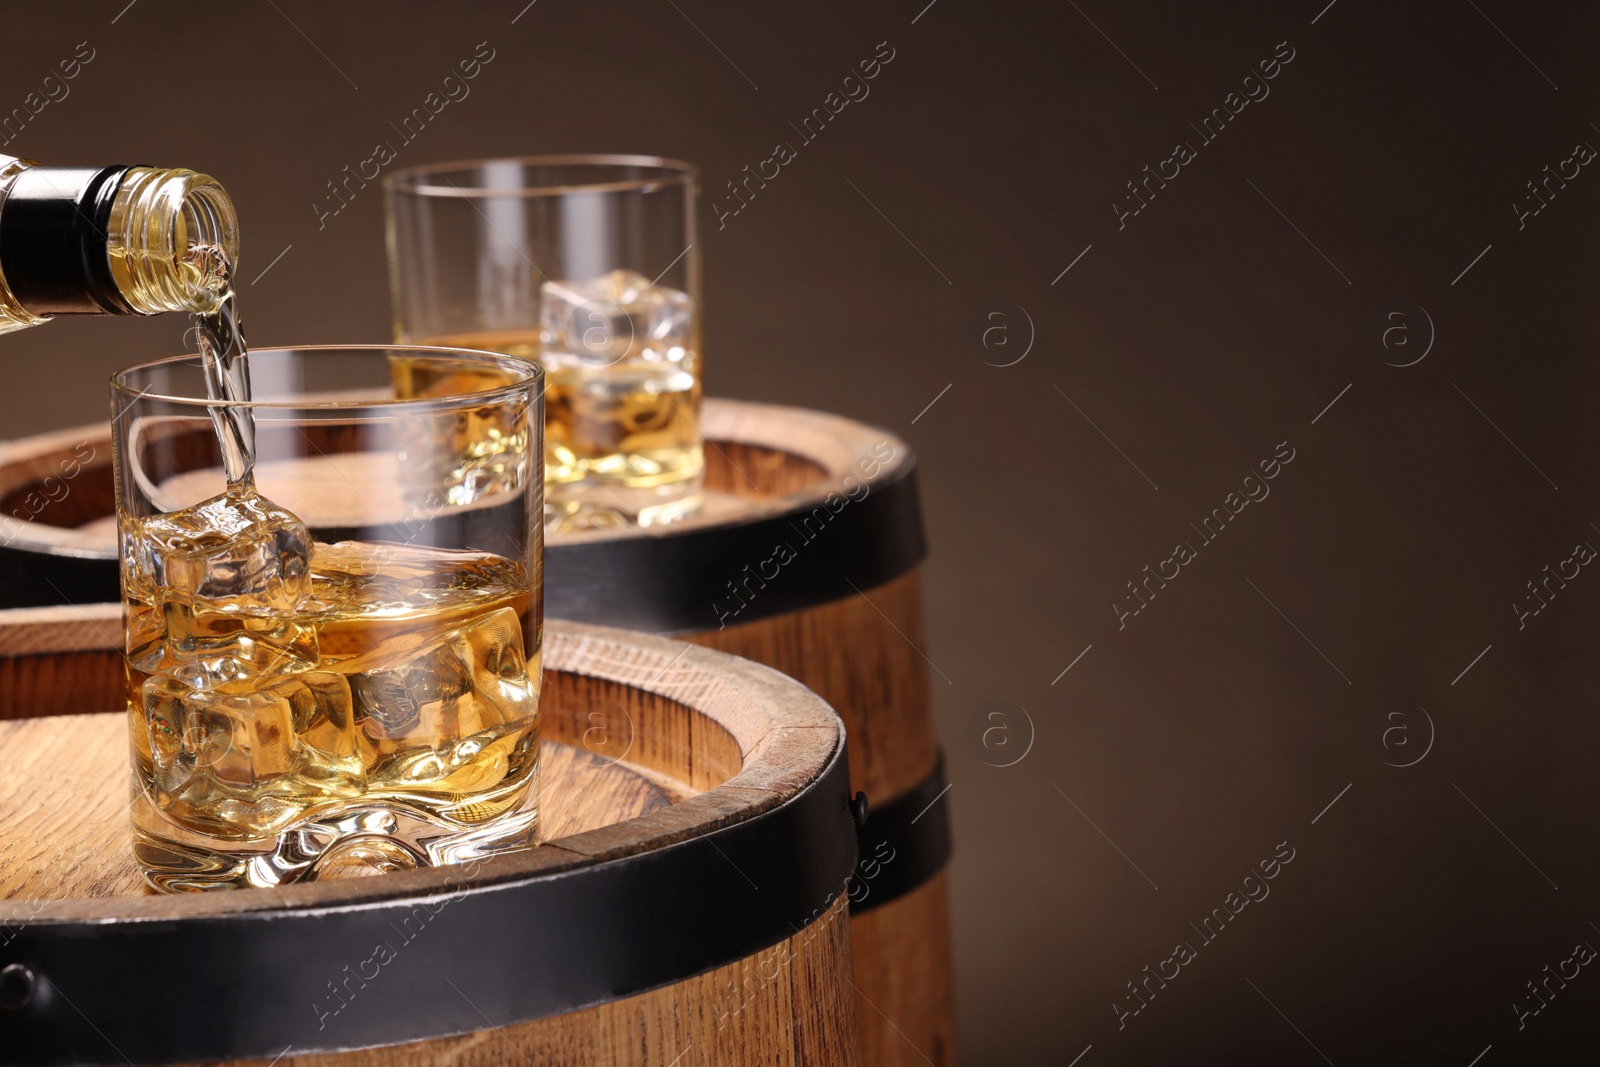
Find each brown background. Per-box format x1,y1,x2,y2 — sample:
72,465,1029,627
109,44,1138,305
3,1,1599,1062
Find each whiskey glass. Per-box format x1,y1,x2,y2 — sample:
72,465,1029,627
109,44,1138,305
111,345,543,892
385,155,703,530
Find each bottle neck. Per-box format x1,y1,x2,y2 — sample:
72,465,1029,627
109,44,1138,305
106,167,239,314
0,162,238,319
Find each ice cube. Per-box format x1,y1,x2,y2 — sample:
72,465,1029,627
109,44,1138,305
144,670,363,838
123,485,318,687
345,629,475,745
540,269,690,368
338,607,536,775
125,485,312,610
129,599,321,690
457,607,538,714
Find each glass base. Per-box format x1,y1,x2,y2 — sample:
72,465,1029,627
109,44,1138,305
545,471,703,532
130,772,539,892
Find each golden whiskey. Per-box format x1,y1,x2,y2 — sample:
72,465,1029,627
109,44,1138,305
125,511,541,891
417,327,704,526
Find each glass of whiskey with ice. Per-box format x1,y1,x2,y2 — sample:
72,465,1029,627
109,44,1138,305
385,156,703,531
111,345,542,891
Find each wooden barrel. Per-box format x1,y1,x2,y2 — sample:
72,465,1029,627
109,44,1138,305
0,613,860,1066
0,397,955,1067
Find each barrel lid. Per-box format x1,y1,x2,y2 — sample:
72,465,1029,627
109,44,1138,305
0,399,928,628
0,620,856,1065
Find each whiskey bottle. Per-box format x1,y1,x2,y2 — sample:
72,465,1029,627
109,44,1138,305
0,153,238,335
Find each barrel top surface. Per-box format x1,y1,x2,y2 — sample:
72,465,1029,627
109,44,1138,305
0,725,675,902
0,616,844,923
0,397,928,629
0,397,914,555
0,618,859,1066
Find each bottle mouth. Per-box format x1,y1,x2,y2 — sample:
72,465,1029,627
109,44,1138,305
107,167,240,314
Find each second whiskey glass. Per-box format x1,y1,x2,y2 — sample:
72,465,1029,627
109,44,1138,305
385,155,703,530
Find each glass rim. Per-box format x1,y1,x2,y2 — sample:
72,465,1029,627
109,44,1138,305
384,154,699,199
110,344,543,411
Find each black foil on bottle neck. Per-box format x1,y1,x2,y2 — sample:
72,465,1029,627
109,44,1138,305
0,164,135,315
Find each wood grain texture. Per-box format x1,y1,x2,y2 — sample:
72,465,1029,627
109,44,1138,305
0,620,842,923
200,895,859,1067
544,398,908,552
688,572,938,806
0,421,115,550
690,574,952,1066
849,871,957,1067
0,728,671,903
0,620,861,1066
0,602,123,658
0,647,125,719
0,398,905,559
